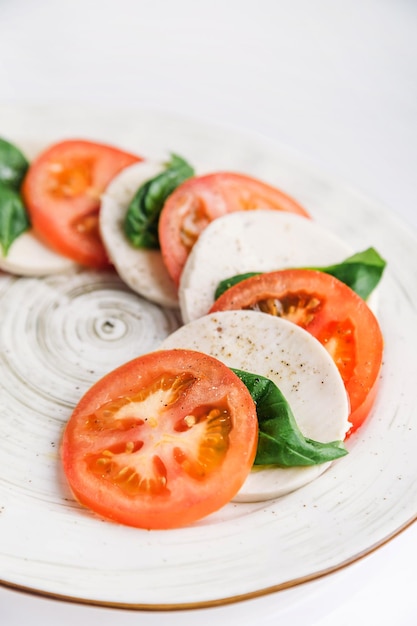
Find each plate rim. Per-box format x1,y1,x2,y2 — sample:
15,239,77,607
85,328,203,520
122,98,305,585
1,102,416,609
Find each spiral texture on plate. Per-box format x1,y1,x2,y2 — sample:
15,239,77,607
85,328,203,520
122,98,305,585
0,268,181,418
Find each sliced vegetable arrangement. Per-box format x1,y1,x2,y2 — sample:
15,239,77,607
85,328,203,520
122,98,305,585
124,153,194,250
210,267,384,433
21,139,142,268
160,311,351,504
158,171,311,286
62,349,258,530
100,160,181,307
0,137,77,275
0,134,386,529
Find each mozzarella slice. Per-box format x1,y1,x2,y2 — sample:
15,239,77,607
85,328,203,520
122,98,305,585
0,230,76,276
159,310,350,502
100,161,179,308
179,210,355,323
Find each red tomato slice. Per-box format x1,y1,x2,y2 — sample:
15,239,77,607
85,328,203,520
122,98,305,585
158,172,310,286
209,269,384,435
22,139,141,268
61,349,258,529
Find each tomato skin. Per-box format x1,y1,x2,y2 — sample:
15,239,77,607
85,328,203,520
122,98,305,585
61,349,258,530
209,269,384,434
22,140,141,268
158,172,310,287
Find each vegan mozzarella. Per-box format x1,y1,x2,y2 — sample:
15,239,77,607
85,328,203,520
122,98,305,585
179,210,354,323
100,161,179,308
0,230,76,276
159,310,350,502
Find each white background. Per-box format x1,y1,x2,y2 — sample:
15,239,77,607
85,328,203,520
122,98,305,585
1,0,416,624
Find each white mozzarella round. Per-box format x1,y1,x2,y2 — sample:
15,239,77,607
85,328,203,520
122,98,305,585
159,310,350,502
0,230,76,276
179,210,354,323
99,161,179,308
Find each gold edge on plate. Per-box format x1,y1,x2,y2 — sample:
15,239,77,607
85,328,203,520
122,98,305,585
1,514,416,612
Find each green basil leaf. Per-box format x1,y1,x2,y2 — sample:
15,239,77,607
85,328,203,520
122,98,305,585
0,137,29,191
231,368,348,467
124,153,194,249
0,184,31,255
214,272,261,299
310,247,386,300
214,248,386,302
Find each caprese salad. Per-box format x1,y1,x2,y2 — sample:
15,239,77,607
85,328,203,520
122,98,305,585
0,134,386,530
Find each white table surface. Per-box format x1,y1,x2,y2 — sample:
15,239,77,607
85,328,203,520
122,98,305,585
1,0,416,624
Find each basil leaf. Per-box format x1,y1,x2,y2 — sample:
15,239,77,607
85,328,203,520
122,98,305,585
214,248,386,302
0,137,29,191
214,272,261,299
0,184,31,255
231,368,348,467
124,153,194,249
310,247,386,300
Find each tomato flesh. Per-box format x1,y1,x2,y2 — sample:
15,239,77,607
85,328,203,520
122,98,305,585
61,350,258,529
22,140,141,268
158,172,310,286
209,269,384,434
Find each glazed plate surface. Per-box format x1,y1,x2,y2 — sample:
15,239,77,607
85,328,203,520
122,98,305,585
0,105,416,608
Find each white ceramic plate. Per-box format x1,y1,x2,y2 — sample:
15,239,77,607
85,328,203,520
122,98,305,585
0,104,416,609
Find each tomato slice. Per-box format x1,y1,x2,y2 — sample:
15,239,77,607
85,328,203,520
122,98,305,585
209,269,384,434
61,349,258,529
22,139,141,268
158,172,310,286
